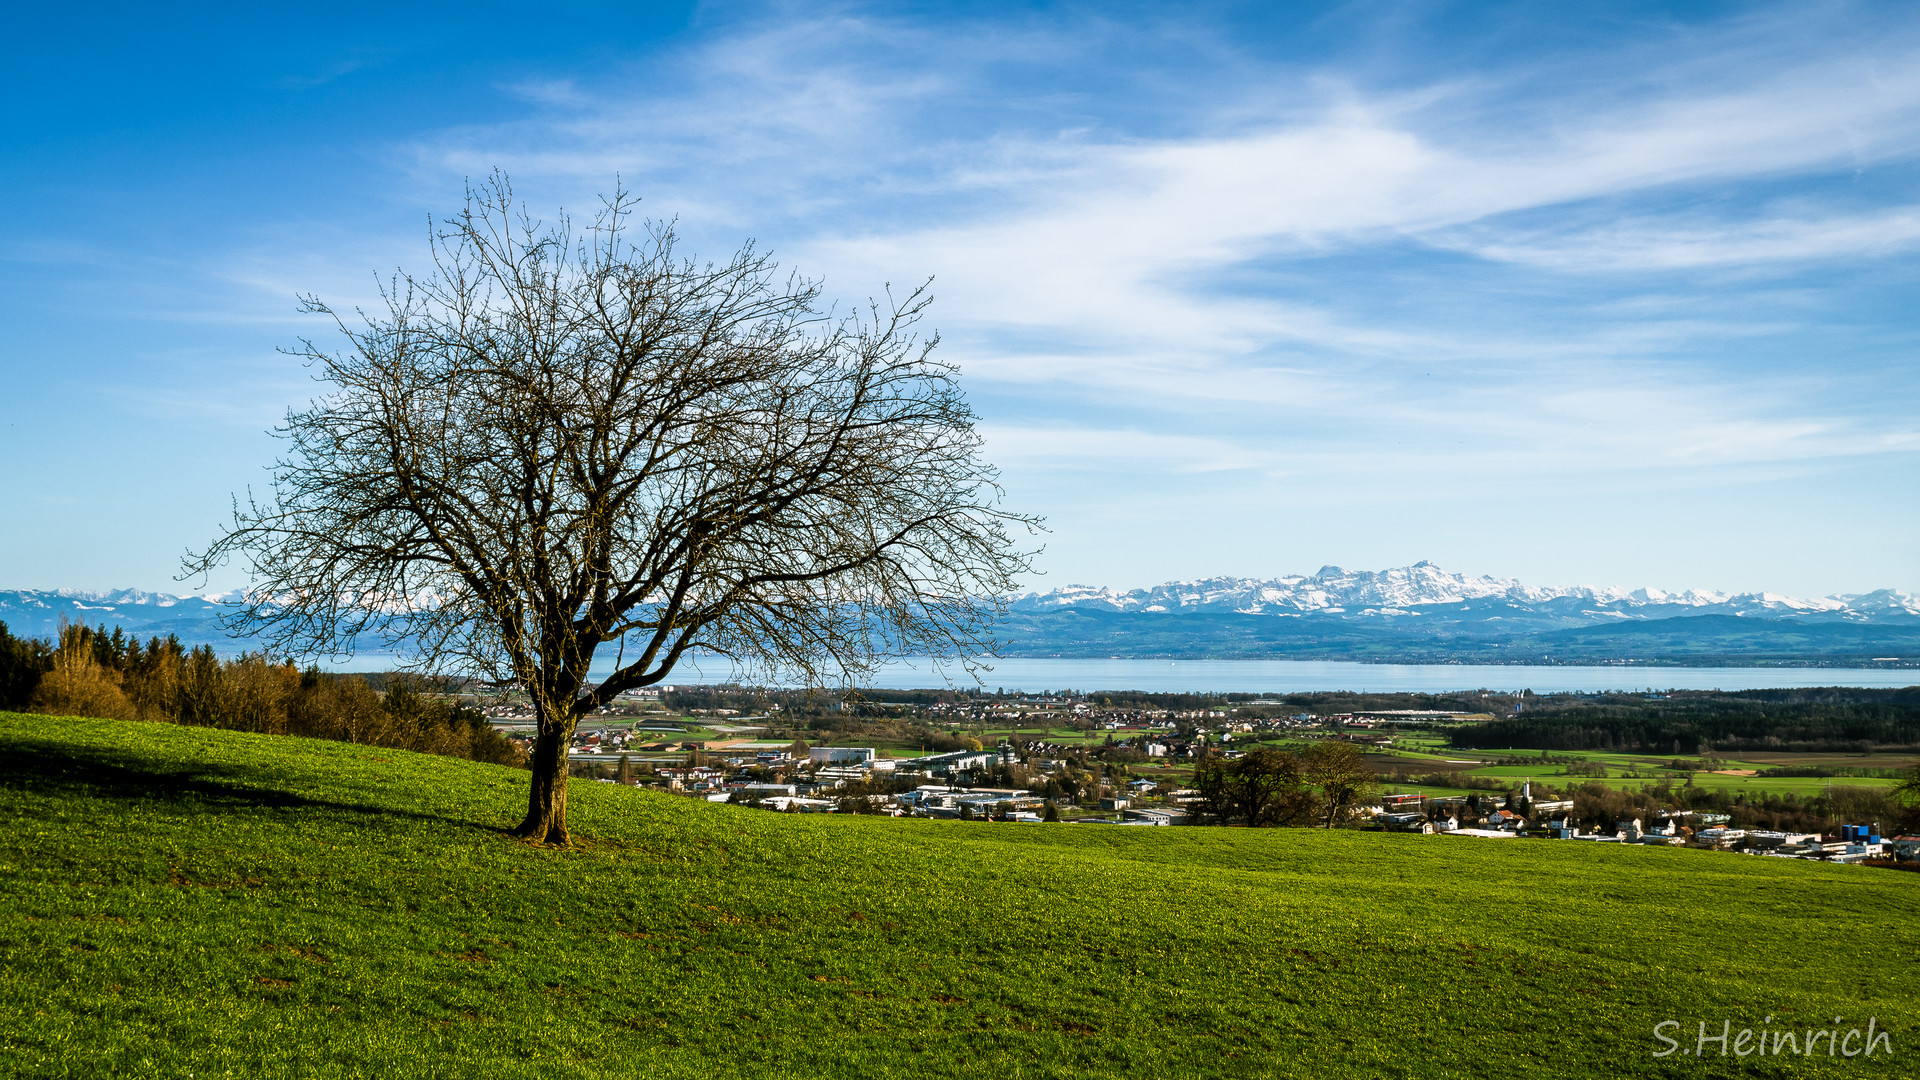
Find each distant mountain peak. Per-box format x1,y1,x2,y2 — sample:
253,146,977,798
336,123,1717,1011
1010,563,1918,622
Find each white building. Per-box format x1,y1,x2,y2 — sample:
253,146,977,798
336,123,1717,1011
809,746,878,765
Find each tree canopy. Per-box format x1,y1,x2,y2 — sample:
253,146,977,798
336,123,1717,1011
1193,742,1378,828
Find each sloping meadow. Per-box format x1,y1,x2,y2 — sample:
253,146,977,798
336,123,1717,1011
0,714,1911,1078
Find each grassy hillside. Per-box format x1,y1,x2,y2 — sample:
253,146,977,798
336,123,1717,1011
1,715,1913,1079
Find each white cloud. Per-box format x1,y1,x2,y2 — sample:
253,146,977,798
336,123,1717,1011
362,3,1920,517
801,47,1920,351
1451,207,1920,270
979,424,1285,475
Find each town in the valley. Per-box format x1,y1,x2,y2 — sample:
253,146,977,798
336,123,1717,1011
478,682,1920,869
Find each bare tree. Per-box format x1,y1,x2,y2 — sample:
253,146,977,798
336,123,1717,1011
185,174,1040,844
1296,741,1380,828
1895,765,1920,834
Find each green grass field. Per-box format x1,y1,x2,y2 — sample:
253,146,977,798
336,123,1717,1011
1373,740,1912,797
2,712,1914,1078
1374,782,1481,799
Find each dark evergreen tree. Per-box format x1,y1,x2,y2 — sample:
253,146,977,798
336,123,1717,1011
0,621,53,712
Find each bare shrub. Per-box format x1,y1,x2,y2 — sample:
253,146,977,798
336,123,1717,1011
30,623,136,721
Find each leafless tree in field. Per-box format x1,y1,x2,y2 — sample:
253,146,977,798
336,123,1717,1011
1297,741,1379,828
185,173,1041,844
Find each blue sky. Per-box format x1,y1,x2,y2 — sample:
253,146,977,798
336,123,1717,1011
3,0,1918,598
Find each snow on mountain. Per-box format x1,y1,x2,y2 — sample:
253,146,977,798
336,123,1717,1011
1013,562,1597,614
1010,562,1916,622
33,587,247,607
1830,589,1920,617
0,588,254,642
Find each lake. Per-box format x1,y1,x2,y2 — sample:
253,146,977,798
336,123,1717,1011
591,656,1920,694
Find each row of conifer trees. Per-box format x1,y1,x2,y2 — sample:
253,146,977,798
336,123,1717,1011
0,619,521,766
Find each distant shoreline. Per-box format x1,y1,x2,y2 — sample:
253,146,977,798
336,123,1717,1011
356,657,1920,695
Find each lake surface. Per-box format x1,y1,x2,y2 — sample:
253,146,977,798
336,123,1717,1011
588,656,1920,694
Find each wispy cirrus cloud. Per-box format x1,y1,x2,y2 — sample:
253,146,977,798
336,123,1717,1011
1450,207,1920,271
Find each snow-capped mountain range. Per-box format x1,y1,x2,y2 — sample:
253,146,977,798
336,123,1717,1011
0,588,254,643
0,585,453,643
4,564,1919,665
1010,561,1920,623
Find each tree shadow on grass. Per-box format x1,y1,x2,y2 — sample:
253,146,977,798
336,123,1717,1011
0,739,514,837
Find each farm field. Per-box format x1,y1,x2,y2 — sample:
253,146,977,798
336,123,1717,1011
1371,739,1913,797
1371,781,1483,799
2,712,1914,1079
1742,751,1920,768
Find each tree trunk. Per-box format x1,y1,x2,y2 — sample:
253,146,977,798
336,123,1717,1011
516,720,573,845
